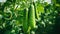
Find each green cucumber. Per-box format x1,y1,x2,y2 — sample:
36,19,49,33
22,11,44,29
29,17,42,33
28,4,36,29
33,2,39,20
23,8,29,34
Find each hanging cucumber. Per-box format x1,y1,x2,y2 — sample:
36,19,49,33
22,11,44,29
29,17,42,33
35,8,39,20
28,3,36,29
33,2,39,20
23,8,29,34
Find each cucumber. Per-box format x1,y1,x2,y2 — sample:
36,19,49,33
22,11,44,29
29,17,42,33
28,4,36,29
33,2,39,20
35,8,39,20
23,8,29,34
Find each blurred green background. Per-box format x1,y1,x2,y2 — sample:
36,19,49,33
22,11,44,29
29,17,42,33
0,0,60,34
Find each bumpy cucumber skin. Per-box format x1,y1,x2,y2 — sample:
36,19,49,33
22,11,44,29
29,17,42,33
28,4,36,29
